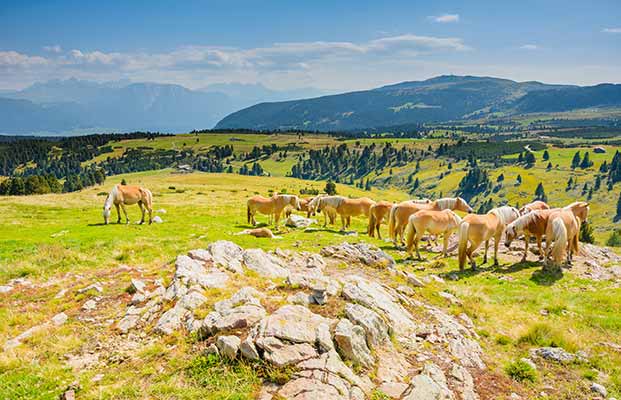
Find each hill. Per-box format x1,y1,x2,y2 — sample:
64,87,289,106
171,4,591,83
215,75,621,131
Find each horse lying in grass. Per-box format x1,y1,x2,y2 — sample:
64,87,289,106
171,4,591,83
505,201,589,262
367,201,393,239
310,195,376,231
458,206,520,270
103,184,154,225
389,197,472,246
247,194,301,228
545,209,580,269
405,209,463,260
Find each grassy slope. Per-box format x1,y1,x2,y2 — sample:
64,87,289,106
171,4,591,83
1,170,620,399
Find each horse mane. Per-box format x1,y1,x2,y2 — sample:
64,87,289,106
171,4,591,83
410,198,431,204
104,185,118,209
508,210,541,231
563,201,588,210
434,197,456,210
489,206,520,225
322,195,345,209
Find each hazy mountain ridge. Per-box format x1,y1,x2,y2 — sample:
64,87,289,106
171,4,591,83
215,75,621,131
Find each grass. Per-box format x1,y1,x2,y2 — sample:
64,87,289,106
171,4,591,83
517,323,576,351
505,359,537,383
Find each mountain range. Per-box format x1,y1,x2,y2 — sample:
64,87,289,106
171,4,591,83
0,79,325,135
215,75,621,131
2,76,621,135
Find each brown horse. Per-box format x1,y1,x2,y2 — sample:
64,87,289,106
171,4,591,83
307,195,338,227
458,206,520,270
311,196,376,231
405,209,462,259
284,197,312,218
389,197,472,246
545,209,579,268
519,200,550,215
367,201,393,239
103,184,153,225
247,194,301,228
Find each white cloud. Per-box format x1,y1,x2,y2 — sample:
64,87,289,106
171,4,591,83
0,51,48,67
602,27,621,33
520,44,539,50
43,45,62,53
429,14,460,23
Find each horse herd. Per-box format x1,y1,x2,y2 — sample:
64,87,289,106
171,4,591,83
99,184,589,271
247,193,590,271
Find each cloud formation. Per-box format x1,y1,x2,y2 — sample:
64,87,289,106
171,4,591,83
430,14,460,23
602,27,621,33
520,44,539,50
0,34,471,89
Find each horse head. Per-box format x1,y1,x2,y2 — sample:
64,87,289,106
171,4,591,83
504,223,518,248
292,195,302,211
456,197,473,213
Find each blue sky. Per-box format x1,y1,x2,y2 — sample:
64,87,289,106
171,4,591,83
1,0,620,90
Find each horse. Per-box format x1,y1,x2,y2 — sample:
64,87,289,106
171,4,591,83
405,209,463,260
284,197,312,218
247,194,301,228
458,206,520,270
311,196,376,231
367,201,393,239
505,202,589,262
519,200,550,215
103,184,153,225
389,197,472,246
544,209,580,269
307,195,338,227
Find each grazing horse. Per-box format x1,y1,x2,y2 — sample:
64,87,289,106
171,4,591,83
504,209,558,261
458,206,520,270
367,201,393,239
389,197,472,246
247,194,301,228
311,196,376,231
562,201,589,257
284,197,312,218
519,200,550,215
307,195,338,227
545,210,579,268
405,209,462,259
103,184,153,225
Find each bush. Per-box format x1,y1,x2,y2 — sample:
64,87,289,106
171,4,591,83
579,221,595,244
518,323,575,351
607,230,621,247
505,359,537,383
495,335,512,345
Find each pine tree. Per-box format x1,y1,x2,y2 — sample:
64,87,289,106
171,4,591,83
594,175,601,191
580,152,593,169
516,175,522,186
324,180,337,195
571,151,581,169
542,150,550,161
616,192,621,221
580,220,595,244
546,162,552,170
525,151,536,167
534,182,547,202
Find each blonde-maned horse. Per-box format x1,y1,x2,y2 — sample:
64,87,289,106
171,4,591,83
307,195,338,227
247,194,301,228
519,200,550,215
389,197,472,246
458,206,520,270
367,201,393,239
562,201,589,258
312,196,376,231
545,209,579,268
284,197,312,218
103,184,153,225
405,209,462,260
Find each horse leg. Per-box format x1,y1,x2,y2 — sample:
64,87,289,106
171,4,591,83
522,233,529,262
376,222,382,240
415,231,423,260
483,240,489,264
493,232,501,266
442,233,450,257
115,204,121,224
340,215,346,231
468,240,482,270
537,236,544,260
120,203,130,224
138,202,145,225
274,211,281,229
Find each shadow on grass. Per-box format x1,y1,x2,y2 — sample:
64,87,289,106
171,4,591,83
530,268,563,286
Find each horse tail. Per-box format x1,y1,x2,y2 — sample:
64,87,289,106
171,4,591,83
247,204,251,224
550,218,568,264
458,221,470,270
144,188,153,209
388,204,397,241
405,217,416,253
368,205,376,237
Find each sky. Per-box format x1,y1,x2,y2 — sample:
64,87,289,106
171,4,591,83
0,0,620,91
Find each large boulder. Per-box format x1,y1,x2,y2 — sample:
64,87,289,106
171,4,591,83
256,336,318,367
402,363,455,400
334,318,374,369
285,214,317,228
173,255,229,289
208,241,244,274
344,303,389,347
242,249,290,278
216,335,241,359
256,305,331,344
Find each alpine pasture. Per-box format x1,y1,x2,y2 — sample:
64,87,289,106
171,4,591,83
1,132,621,400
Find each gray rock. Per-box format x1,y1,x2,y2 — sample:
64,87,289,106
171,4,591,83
117,314,141,333
315,322,334,352
214,287,263,313
397,285,415,296
256,336,317,367
321,242,396,269
240,337,260,360
204,343,219,355
82,299,97,311
257,305,330,344
51,312,68,326
590,383,607,397
242,249,290,278
451,364,478,400
438,291,461,305
285,214,317,228
0,285,13,294
377,382,409,399
403,363,454,400
174,255,229,289
187,249,213,264
344,303,389,347
129,279,146,293
214,304,266,331
288,292,311,306
216,335,241,359
530,347,576,363
406,272,425,287
208,240,244,274
152,216,164,223
177,290,207,310
520,357,537,370
334,318,374,369
154,304,188,335
199,311,222,337
77,283,103,294
278,376,347,399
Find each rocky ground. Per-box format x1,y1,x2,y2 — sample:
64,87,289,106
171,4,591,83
3,238,620,400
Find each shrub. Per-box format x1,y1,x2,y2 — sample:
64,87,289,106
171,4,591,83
505,359,537,383
607,230,621,247
518,323,575,351
495,335,512,345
